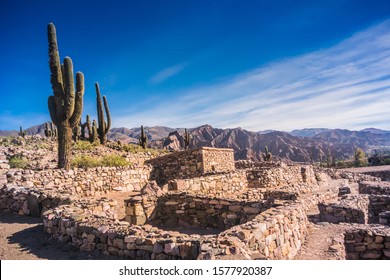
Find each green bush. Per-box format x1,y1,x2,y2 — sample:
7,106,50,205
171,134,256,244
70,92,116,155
101,154,129,167
107,142,169,156
73,140,98,151
71,154,130,168
9,155,29,169
71,155,101,168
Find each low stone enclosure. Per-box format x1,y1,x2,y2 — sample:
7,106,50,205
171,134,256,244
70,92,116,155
1,145,390,260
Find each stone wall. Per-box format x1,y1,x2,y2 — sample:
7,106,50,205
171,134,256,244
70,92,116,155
147,193,276,230
0,149,9,186
359,181,390,195
356,171,390,181
246,164,317,189
344,225,390,259
318,194,390,224
201,148,235,173
318,195,369,224
167,171,248,197
146,147,234,184
368,195,390,223
0,184,119,218
4,165,151,197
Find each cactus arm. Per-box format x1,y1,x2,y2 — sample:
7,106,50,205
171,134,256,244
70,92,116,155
48,96,59,126
95,82,105,134
62,57,75,120
69,72,84,127
47,23,64,98
103,95,111,134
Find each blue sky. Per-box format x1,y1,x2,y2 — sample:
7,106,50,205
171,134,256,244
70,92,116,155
1,0,390,131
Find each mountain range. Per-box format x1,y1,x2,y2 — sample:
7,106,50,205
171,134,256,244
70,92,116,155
2,124,390,162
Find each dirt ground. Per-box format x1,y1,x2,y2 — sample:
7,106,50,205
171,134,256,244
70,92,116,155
0,211,116,260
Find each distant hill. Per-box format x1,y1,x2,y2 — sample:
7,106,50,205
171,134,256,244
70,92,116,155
2,123,390,162
289,128,331,137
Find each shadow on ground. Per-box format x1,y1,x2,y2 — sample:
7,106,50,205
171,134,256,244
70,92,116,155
0,211,116,260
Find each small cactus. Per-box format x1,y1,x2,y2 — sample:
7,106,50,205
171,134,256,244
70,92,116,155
72,125,81,142
95,83,111,145
139,125,147,149
262,146,272,162
184,128,190,150
80,118,87,140
18,126,26,138
90,120,98,143
44,122,52,138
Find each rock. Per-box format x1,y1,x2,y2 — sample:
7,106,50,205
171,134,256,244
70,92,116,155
361,251,382,259
26,194,40,217
164,243,176,254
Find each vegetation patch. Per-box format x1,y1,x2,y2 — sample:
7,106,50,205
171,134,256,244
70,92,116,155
107,142,169,156
8,155,29,169
71,154,130,169
73,140,99,151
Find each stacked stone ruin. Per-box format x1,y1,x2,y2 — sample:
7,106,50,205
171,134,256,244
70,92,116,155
1,144,390,259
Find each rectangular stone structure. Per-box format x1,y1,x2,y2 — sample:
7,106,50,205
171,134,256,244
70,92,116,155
146,147,235,184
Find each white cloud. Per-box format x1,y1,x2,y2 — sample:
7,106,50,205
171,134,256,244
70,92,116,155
149,63,187,84
115,19,390,131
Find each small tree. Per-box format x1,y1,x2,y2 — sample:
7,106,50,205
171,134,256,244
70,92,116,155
354,147,366,167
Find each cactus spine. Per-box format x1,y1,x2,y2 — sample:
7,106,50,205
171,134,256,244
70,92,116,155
139,125,147,149
95,83,111,145
184,128,190,150
262,146,272,162
19,126,26,138
47,23,84,169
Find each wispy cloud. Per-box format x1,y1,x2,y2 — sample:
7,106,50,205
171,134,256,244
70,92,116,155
149,63,187,84
116,19,390,131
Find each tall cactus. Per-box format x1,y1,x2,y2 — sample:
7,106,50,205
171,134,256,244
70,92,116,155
262,146,272,162
139,125,147,149
95,83,111,145
184,128,190,150
47,23,84,169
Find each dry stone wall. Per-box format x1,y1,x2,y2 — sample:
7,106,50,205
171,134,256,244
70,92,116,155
359,181,390,195
202,148,235,173
4,165,151,196
167,171,248,197
146,147,234,184
319,195,369,224
147,193,276,230
0,149,9,186
344,225,390,259
246,164,317,189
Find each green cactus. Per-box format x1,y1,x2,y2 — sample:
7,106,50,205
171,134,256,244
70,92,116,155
184,128,190,150
95,83,111,145
72,125,81,142
90,120,98,143
47,23,84,169
18,126,26,138
262,146,272,162
44,122,52,138
51,122,57,139
139,125,147,149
